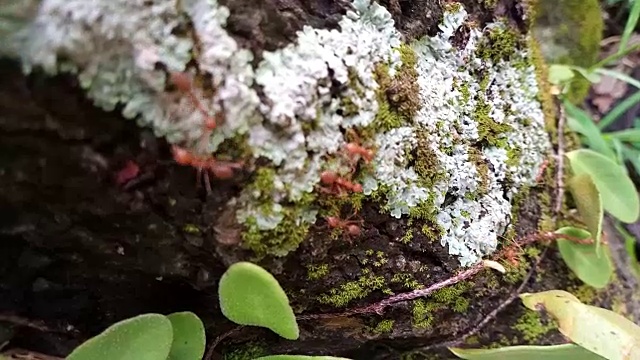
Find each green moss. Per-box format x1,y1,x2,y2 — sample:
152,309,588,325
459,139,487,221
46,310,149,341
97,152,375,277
370,319,395,334
411,282,472,330
412,299,435,329
182,224,201,235
317,269,387,307
474,97,512,147
569,283,598,304
513,310,556,342
481,0,498,8
401,226,414,244
468,147,490,195
239,166,318,258
391,273,423,290
476,25,524,63
223,342,267,360
432,281,472,313
307,264,329,280
369,43,420,133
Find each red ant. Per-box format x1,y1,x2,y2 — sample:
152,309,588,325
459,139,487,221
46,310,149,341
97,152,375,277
169,71,221,131
343,129,375,164
171,146,243,194
344,142,375,163
325,214,363,240
319,170,363,196
535,159,549,184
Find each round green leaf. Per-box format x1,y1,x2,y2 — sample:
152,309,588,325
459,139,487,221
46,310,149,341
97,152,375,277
67,314,173,360
166,312,206,360
566,149,639,223
520,290,640,360
219,262,299,340
548,64,575,85
255,356,352,360
556,227,613,288
449,344,605,360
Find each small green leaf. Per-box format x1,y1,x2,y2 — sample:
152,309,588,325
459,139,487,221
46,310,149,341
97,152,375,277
219,262,299,340
449,344,605,359
566,149,640,223
255,356,352,360
567,174,603,251
520,290,640,360
548,64,575,84
571,66,601,83
564,101,615,159
67,314,173,360
605,129,640,142
166,312,206,360
555,227,613,288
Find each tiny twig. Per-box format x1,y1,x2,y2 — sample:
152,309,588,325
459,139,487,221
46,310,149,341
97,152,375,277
203,326,244,360
553,105,566,221
420,247,548,351
0,314,52,333
298,231,584,321
1,348,64,360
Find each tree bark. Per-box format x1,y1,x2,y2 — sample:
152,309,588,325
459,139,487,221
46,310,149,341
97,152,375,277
0,1,639,360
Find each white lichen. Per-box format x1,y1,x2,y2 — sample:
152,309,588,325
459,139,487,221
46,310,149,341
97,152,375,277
8,0,551,265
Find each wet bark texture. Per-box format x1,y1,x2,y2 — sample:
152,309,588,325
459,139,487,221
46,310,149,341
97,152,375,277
0,1,639,360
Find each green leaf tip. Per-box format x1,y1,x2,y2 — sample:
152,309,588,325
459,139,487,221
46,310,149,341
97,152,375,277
167,312,206,360
218,262,299,340
567,174,603,252
66,313,173,360
566,149,639,223
555,227,613,288
519,290,640,360
449,343,605,359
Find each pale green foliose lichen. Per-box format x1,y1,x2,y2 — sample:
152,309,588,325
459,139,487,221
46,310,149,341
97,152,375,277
7,0,551,266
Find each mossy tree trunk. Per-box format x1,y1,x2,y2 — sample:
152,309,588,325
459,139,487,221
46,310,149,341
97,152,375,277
0,1,638,360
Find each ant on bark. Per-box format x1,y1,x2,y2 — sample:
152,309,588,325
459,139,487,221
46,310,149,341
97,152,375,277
319,170,363,196
324,212,364,241
169,71,221,131
343,128,375,164
171,146,243,194
168,71,243,194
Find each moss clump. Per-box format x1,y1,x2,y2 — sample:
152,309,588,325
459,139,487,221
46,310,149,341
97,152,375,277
569,283,598,304
513,310,556,342
369,43,420,133
528,37,558,139
474,97,512,147
242,203,313,258
432,281,472,313
412,299,435,329
411,281,472,330
391,273,423,290
476,25,524,63
182,224,201,235
240,167,317,258
361,250,389,267
370,319,395,334
317,269,387,307
468,147,490,195
307,264,330,280
223,342,267,360
401,226,414,244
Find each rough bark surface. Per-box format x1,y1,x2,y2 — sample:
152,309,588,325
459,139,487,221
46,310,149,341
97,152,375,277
0,1,639,360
